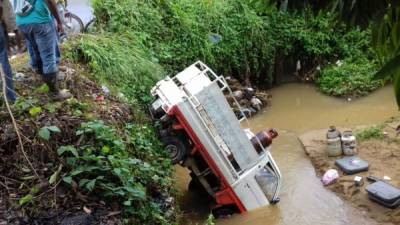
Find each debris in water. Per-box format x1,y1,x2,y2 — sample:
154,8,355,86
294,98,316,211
250,97,263,111
224,77,271,118
232,90,243,101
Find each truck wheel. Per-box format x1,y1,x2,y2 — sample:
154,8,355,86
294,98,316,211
212,206,234,219
188,179,199,191
161,136,187,164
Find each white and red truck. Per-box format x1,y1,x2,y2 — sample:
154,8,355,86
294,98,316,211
149,61,282,217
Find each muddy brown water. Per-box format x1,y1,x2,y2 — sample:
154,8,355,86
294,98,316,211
176,84,398,225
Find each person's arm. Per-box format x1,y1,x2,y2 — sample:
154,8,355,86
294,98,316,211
46,0,64,33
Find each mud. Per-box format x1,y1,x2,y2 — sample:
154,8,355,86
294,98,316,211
299,124,400,225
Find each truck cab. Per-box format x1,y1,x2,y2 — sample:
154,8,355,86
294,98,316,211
149,61,282,217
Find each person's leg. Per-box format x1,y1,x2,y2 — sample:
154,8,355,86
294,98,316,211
19,25,42,74
33,23,58,76
26,40,40,72
55,41,61,66
33,23,71,100
0,25,16,103
53,23,61,66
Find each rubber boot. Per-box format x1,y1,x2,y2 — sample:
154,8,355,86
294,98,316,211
43,73,72,101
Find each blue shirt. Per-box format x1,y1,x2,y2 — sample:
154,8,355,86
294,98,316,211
16,0,52,25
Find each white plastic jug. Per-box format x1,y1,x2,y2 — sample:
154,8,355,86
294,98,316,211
341,130,357,156
326,126,342,157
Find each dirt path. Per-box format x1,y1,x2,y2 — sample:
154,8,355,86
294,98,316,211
299,124,400,225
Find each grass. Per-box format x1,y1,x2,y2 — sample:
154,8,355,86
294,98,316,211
356,125,385,141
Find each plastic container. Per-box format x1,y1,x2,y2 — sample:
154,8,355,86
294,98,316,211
326,126,342,157
365,181,400,208
341,130,357,156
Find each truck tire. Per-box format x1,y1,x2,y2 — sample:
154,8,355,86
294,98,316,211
161,136,188,164
188,179,200,191
212,206,234,218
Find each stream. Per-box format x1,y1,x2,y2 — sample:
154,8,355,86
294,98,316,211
176,83,398,225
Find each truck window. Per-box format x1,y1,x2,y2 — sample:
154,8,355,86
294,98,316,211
254,163,279,202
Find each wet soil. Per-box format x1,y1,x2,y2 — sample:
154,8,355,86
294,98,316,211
299,123,400,225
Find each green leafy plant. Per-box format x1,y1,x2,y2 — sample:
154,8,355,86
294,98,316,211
317,59,383,97
38,126,61,141
29,106,42,117
204,214,216,225
73,0,379,90
36,84,49,94
19,186,40,206
372,7,400,107
58,121,173,224
19,194,33,206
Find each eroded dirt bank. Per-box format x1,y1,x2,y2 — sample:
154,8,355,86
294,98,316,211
299,122,400,225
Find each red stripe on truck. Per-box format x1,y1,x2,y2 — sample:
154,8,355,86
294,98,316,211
169,106,247,212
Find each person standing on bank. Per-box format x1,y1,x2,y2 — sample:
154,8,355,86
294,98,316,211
2,0,23,55
15,0,71,100
0,0,16,103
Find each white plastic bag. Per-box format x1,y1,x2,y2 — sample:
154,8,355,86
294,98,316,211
322,169,339,186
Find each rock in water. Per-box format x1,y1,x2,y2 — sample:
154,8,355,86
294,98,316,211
232,90,244,101
251,97,263,111
243,87,255,100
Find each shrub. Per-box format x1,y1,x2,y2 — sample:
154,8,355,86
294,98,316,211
73,0,380,91
317,59,383,97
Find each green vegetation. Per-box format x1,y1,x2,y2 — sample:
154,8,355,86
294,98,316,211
356,125,385,141
2,0,399,224
61,16,178,223
317,59,383,97
67,0,383,95
65,33,163,107
60,0,397,223
372,7,400,106
1,55,175,224
204,214,216,225
252,0,400,104
58,121,173,224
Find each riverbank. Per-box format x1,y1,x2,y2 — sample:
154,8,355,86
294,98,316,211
0,56,175,224
299,120,400,225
